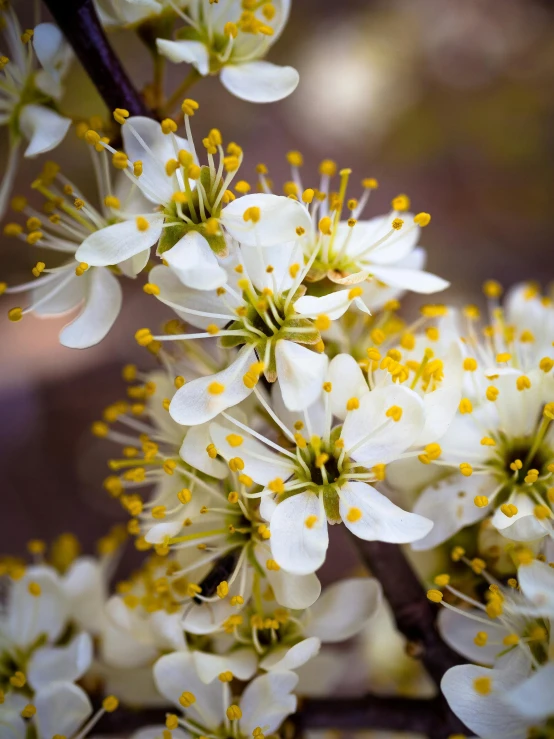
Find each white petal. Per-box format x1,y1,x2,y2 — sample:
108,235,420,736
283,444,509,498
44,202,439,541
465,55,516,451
149,263,238,330
149,610,188,652
164,231,227,290
7,566,68,647
411,473,493,551
170,346,257,425
19,104,71,157
122,116,190,204
438,607,509,666
0,140,20,221
32,273,85,316
339,482,433,544
59,267,122,349
100,619,158,669
34,682,92,739
192,649,257,684
302,578,382,643
240,241,302,292
156,39,210,75
275,340,328,411
341,384,425,467
153,652,225,728
328,354,369,420
240,671,298,735
183,569,253,635
118,247,151,278
441,665,531,739
346,215,420,265
33,23,66,71
254,543,321,609
220,61,299,103
75,213,164,266
209,421,292,485
368,264,450,294
517,559,554,616
27,633,93,690
221,193,311,247
492,493,547,541
181,423,228,479
505,662,554,721
63,557,107,634
269,492,329,575
295,289,370,321
260,637,321,672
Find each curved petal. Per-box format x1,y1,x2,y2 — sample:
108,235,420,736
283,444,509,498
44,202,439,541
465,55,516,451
118,247,151,278
505,662,554,721
221,193,311,247
180,424,228,479
220,61,299,103
63,557,107,634
209,421,292,485
192,649,257,684
75,213,164,267
240,240,302,293
170,346,257,425
368,264,450,294
259,637,320,672
411,473,494,551
19,104,71,157
341,384,425,467
491,493,547,542
7,566,68,647
34,682,92,739
156,39,209,75
339,481,433,544
254,543,321,609
441,665,530,739
239,671,298,735
27,633,93,690
275,340,328,411
0,139,20,221
269,492,329,575
438,607,509,666
517,559,554,616
328,354,369,421
164,231,227,290
295,289,370,321
59,268,122,349
302,578,382,643
32,272,86,317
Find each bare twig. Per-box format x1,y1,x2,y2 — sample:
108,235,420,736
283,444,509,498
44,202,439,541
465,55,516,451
42,0,151,116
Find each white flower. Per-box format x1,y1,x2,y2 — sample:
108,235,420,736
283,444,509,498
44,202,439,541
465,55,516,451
153,651,298,737
207,355,433,575
157,1,299,103
256,160,449,305
3,156,163,348
408,285,554,550
94,0,184,27
0,13,72,218
432,555,554,739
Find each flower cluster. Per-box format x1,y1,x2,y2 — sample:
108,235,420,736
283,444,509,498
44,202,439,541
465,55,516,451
1,1,553,738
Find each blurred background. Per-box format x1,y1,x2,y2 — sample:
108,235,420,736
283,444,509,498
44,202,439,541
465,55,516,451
1,0,553,567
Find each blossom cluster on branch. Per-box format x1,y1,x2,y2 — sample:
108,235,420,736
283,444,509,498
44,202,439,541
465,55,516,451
0,1,553,738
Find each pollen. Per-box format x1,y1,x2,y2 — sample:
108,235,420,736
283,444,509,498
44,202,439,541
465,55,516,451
414,212,431,227
348,287,363,300
315,314,331,331
346,507,362,523
516,375,531,391
434,573,450,586
103,695,119,712
386,405,403,422
113,108,129,125
474,631,488,647
391,194,410,211
319,216,332,235
391,218,404,230
305,515,318,529
177,488,192,504
346,397,360,411
135,328,153,347
302,188,314,203
534,505,551,520
216,581,229,598
208,382,225,395
483,280,502,299
8,307,23,322
426,589,443,603
20,704,35,719
474,495,489,508
266,559,280,571
136,216,149,232
486,386,499,401
227,705,242,721
460,462,473,477
463,357,477,371
243,206,261,223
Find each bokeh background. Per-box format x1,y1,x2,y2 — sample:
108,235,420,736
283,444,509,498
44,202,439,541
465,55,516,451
2,0,553,569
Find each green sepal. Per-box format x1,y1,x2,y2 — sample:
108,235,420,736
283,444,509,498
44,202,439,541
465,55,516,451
322,485,341,523
280,317,320,345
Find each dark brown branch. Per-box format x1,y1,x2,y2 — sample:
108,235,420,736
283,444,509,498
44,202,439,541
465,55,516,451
354,540,465,686
298,694,466,739
42,0,151,116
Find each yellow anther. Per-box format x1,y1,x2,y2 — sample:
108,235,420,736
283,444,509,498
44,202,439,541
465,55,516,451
318,216,332,235
426,589,443,603
208,381,225,395
539,357,554,372
414,212,431,227
75,262,89,277
206,324,220,335
143,283,160,296
104,195,121,209
228,491,239,504
229,457,245,472
474,631,488,647
269,478,285,494
480,436,496,446
425,326,440,341
136,216,149,232
534,505,551,520
166,715,179,730
503,633,520,646
510,459,523,471
133,161,143,177
219,671,234,683
31,261,45,278
322,381,332,393
386,405,403,422
474,495,489,508
8,307,23,322
179,691,196,708
314,314,331,331
315,453,329,467
460,462,473,477
459,398,473,414
391,194,410,211
4,222,23,237
135,328,153,347
286,150,303,167
370,329,386,345
319,159,336,176
346,507,362,523
348,287,363,300
473,677,492,696
434,574,450,587
346,397,360,411
10,671,26,688
20,704,36,719
216,581,229,598
112,151,129,170
161,118,178,135
266,559,280,571
472,558,487,576
224,21,238,37
113,108,129,125
486,386,499,401
391,218,404,230
544,402,554,420
227,705,242,721
26,230,43,245
243,206,261,223
302,188,315,204
463,357,478,372
103,695,119,712
226,434,244,447
483,280,503,299
451,546,465,562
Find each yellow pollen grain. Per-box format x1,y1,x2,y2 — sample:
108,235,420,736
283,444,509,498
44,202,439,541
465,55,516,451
305,515,318,529
473,677,492,696
208,382,225,395
226,434,244,447
426,589,443,603
315,314,331,331
460,462,473,477
474,495,489,508
386,405,403,422
346,397,359,411
474,631,488,647
463,357,478,371
346,507,362,523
